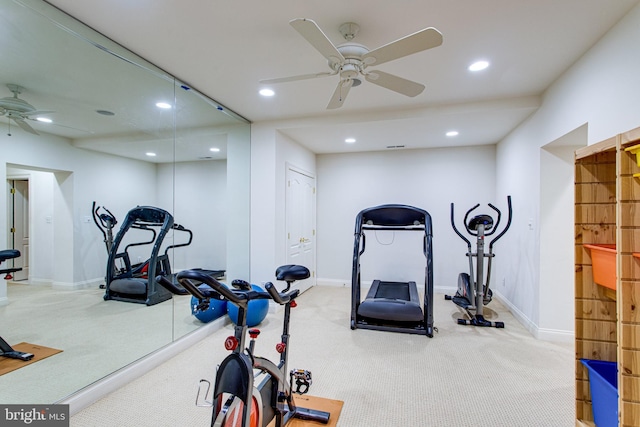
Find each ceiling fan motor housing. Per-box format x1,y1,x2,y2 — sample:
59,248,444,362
329,42,369,80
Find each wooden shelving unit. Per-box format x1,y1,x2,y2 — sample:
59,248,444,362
575,127,640,427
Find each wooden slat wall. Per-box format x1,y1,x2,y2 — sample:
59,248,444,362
619,139,640,426
575,148,617,423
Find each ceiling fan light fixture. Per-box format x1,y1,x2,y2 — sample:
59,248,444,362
155,102,172,109
36,117,52,123
259,88,275,97
468,60,489,72
345,138,356,143
446,130,459,137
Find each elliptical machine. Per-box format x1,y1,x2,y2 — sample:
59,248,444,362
445,196,512,328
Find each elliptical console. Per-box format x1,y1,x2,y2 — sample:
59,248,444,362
445,196,512,328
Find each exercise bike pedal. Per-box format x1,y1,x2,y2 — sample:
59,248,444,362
290,369,312,394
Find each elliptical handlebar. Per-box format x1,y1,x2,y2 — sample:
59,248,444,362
451,196,512,249
485,203,502,236
451,203,472,247
462,203,481,236
488,195,512,251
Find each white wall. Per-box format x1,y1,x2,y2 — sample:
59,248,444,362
250,126,317,284
0,130,157,301
495,3,640,339
316,145,497,291
156,160,227,273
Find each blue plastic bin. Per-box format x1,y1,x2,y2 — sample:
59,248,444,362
580,359,618,427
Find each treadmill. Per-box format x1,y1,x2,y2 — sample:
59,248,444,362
350,204,434,337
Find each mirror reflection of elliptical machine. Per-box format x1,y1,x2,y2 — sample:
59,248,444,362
445,196,512,328
92,201,117,289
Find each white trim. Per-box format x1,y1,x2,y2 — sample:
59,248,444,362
51,278,103,290
493,291,573,343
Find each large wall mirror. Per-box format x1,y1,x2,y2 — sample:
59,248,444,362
0,0,250,404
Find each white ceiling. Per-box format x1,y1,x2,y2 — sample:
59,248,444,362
41,0,640,154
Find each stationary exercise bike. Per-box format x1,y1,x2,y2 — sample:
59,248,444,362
158,265,330,427
445,196,512,328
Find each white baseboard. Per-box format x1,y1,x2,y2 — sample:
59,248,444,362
52,278,103,290
317,278,574,342
492,290,574,343
316,278,350,287
58,316,229,415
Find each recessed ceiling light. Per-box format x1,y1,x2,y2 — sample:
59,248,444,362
446,131,459,137
259,89,275,97
36,117,52,123
210,147,220,152
155,102,172,109
469,60,489,71
145,152,156,157
345,138,356,143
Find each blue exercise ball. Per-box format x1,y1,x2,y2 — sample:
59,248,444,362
191,284,227,323
227,284,269,327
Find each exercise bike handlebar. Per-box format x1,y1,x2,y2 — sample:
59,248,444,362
176,269,249,304
169,269,299,308
265,282,299,305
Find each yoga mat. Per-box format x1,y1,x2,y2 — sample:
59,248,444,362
0,343,62,376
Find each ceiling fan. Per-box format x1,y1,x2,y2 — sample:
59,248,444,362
0,84,53,135
260,19,443,109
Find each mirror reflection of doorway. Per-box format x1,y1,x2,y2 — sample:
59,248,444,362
8,179,29,281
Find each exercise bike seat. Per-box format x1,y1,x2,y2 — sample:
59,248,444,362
468,215,493,231
0,250,20,263
275,264,310,282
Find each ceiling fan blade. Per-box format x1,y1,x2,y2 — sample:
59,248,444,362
365,70,425,97
290,18,345,64
327,79,353,110
12,117,39,135
362,27,443,67
260,71,336,84
27,110,55,116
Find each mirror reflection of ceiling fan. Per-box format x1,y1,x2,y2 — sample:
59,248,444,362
0,84,54,135
260,19,443,109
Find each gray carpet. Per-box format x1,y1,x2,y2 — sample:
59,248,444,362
70,285,575,427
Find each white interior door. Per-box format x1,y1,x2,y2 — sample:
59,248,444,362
9,179,29,281
285,167,316,289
